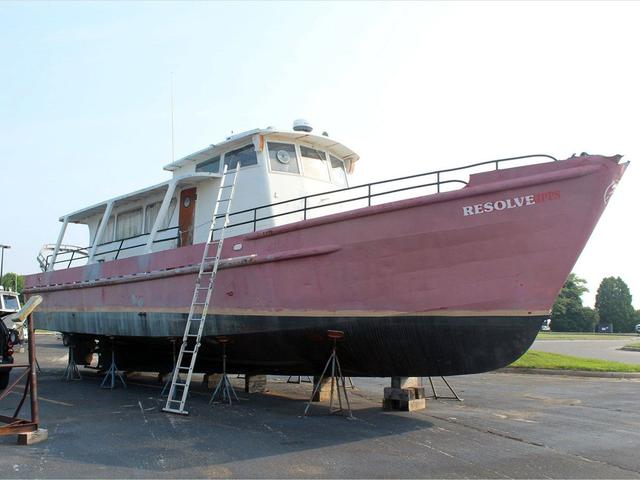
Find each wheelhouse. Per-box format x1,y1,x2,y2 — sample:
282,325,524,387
41,124,359,270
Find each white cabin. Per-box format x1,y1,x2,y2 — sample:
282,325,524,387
43,122,360,270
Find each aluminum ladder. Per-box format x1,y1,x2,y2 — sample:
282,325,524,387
162,164,240,415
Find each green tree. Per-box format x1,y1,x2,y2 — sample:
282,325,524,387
1,272,24,294
550,273,596,332
595,277,635,333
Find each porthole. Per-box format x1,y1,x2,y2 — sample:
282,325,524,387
276,150,291,164
183,196,191,208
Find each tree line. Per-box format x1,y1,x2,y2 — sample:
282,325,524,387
551,273,638,333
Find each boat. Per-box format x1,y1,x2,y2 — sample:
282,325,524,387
23,121,628,377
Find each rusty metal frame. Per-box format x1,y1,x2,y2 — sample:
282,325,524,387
0,314,40,436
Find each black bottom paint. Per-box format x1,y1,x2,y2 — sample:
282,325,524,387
59,314,545,377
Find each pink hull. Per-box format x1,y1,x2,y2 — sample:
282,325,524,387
23,154,627,376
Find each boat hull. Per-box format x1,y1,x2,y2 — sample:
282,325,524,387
53,313,544,377
25,154,628,376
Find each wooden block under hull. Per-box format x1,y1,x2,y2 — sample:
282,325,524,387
383,386,427,412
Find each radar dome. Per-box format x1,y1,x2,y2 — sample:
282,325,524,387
292,119,313,133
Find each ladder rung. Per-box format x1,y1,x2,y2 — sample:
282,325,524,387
178,366,191,371
182,350,195,354
162,407,189,415
187,334,199,338
174,382,187,387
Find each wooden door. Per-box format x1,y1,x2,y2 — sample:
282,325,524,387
179,188,197,246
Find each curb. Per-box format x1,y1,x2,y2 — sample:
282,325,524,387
497,367,640,379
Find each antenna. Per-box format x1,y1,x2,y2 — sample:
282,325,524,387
170,72,175,162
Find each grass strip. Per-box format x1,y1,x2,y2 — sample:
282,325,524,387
536,332,635,340
511,350,640,372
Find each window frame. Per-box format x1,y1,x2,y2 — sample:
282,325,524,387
222,144,259,172
266,141,301,176
114,207,144,241
329,155,349,187
195,155,221,175
297,143,332,184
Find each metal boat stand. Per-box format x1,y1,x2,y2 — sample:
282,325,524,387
100,338,126,389
209,337,238,405
304,330,353,419
161,339,179,397
0,296,48,444
426,376,462,401
61,344,82,381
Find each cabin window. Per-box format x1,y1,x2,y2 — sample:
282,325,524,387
330,155,348,187
196,156,221,174
104,216,115,242
300,146,330,182
268,142,299,174
144,198,177,233
115,208,143,240
224,145,257,170
96,215,115,244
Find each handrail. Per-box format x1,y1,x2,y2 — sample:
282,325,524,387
41,153,557,270
217,153,558,232
45,226,180,270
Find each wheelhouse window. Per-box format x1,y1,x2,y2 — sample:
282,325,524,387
224,145,257,170
115,208,143,240
268,142,299,174
330,155,348,187
300,146,330,182
196,156,220,174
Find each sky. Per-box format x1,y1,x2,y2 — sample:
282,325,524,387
0,1,638,307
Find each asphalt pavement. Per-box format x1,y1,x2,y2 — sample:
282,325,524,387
532,336,640,364
1,334,639,478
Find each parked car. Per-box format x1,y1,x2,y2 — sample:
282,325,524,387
0,288,21,390
635,324,640,334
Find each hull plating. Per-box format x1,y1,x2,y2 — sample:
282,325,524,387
25,155,627,376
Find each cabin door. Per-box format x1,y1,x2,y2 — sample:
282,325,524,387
179,188,197,246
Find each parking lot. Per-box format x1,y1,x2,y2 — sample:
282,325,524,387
1,334,640,478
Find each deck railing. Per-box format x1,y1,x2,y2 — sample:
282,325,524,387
219,153,558,233
42,153,557,270
42,226,180,271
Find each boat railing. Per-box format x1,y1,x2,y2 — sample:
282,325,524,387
42,226,180,271
222,154,558,233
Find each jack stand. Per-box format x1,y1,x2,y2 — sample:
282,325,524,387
287,375,312,384
426,376,462,401
304,330,353,419
161,339,178,397
100,340,126,389
61,345,82,381
209,337,238,405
